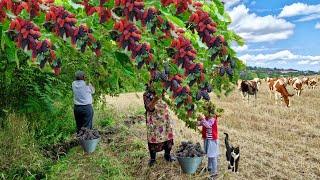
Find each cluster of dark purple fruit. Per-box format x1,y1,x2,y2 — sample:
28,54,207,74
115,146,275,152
196,82,212,101
151,64,169,82
77,127,100,140
218,55,235,77
176,141,205,157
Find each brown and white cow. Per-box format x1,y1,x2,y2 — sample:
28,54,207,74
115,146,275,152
240,80,258,102
267,78,277,99
279,77,289,86
273,79,294,107
302,77,310,88
288,77,298,86
292,78,303,96
309,78,317,89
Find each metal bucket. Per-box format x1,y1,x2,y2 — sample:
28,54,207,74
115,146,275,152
79,138,100,153
177,156,203,174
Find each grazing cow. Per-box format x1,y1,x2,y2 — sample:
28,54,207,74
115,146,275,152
290,77,299,86
309,78,317,89
273,79,294,107
302,77,310,88
292,79,303,96
267,78,277,99
240,80,258,102
279,77,289,86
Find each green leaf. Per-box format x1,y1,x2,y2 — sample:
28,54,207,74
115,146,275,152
160,8,185,28
0,24,2,45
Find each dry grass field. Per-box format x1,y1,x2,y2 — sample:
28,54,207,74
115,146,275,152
104,78,320,180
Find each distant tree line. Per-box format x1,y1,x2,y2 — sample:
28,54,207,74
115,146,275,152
239,66,319,80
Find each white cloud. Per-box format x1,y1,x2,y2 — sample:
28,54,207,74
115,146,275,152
240,50,295,61
240,50,320,71
279,3,320,18
296,14,320,22
239,50,320,65
297,60,310,65
279,3,320,22
232,44,248,52
277,61,288,65
316,22,320,29
228,5,295,43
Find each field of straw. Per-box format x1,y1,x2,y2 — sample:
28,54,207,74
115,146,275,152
104,78,320,180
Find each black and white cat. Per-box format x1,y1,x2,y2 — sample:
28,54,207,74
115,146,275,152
224,133,240,172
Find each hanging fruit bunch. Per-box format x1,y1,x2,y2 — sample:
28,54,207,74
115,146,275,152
7,18,57,70
218,55,235,77
1,0,41,19
186,4,235,78
111,19,153,68
114,0,144,21
195,82,212,101
160,0,192,14
168,37,205,83
81,0,111,23
44,6,101,56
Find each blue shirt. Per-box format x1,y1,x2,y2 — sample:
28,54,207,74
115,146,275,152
72,80,95,105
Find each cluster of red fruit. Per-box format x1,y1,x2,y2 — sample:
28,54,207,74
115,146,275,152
188,9,227,60
168,36,205,86
114,0,144,21
112,0,161,34
112,19,153,68
0,0,44,21
44,6,101,56
160,0,192,14
7,18,58,71
81,0,111,24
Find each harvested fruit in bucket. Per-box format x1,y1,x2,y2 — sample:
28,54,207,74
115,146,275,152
77,127,100,140
176,141,205,157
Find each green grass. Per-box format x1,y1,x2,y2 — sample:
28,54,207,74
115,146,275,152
0,115,50,179
47,145,131,180
0,107,135,180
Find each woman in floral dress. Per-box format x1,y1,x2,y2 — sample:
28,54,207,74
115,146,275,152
143,83,175,166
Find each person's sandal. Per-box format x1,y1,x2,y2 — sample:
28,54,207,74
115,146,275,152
148,159,156,167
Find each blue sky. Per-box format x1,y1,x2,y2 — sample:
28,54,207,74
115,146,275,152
224,0,320,71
